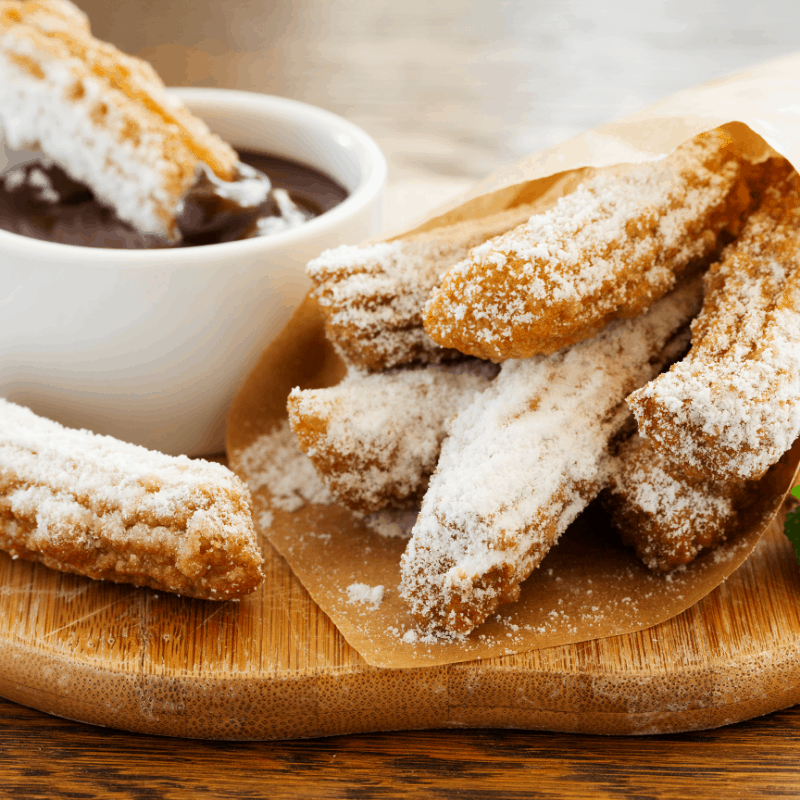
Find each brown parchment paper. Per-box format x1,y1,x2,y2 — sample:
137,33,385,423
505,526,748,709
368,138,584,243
228,53,800,669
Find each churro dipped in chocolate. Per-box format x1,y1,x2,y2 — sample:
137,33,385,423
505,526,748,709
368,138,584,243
0,0,242,239
287,361,497,512
307,202,543,371
629,159,800,482
604,435,743,572
400,280,702,635
424,129,757,361
0,400,264,599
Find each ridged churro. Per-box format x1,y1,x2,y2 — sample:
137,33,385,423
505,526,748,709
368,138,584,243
628,159,800,481
604,435,743,572
424,129,757,361
0,399,264,599
307,203,543,371
287,361,497,512
400,280,702,635
0,0,239,239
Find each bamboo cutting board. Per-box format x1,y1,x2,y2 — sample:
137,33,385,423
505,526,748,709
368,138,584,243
1,509,800,740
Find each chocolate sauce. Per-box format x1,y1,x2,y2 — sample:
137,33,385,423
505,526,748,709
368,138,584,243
0,150,349,249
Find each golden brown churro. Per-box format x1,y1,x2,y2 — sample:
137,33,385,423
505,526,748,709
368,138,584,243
604,435,743,572
279,132,797,636
287,361,497,512
0,400,264,599
628,159,800,481
424,130,757,361
0,0,238,238
400,281,702,635
306,203,543,371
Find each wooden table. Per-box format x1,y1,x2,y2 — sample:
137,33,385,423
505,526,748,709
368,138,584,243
6,0,800,795
3,697,800,798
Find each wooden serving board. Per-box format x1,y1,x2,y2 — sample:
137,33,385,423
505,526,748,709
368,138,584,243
3,306,800,741
1,488,800,739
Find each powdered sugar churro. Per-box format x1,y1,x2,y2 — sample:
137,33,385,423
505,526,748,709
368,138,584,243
287,361,498,512
604,435,743,572
0,400,264,599
400,280,702,635
628,159,800,482
0,0,239,239
424,129,757,361
307,203,543,371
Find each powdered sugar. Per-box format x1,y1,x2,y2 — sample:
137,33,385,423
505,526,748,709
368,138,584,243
236,421,333,512
629,161,800,480
401,280,703,634
605,435,741,571
288,361,497,512
0,2,237,238
425,130,752,360
0,399,262,599
307,203,542,371
360,509,418,539
2,162,59,202
346,582,384,609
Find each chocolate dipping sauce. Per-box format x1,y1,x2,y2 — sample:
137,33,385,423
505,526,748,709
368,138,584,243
0,150,349,249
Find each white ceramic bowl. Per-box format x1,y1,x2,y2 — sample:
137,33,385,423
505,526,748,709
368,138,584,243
0,88,386,455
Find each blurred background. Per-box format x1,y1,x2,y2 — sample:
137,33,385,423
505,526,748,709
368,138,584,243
76,0,800,229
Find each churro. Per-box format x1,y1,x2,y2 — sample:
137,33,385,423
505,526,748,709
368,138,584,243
400,280,702,635
0,0,239,239
287,361,497,512
628,159,800,481
307,203,543,371
0,399,264,599
604,435,742,572
424,129,756,361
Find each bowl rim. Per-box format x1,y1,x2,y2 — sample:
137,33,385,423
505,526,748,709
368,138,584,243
0,87,387,265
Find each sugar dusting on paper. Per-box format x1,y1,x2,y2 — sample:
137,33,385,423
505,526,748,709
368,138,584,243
346,582,384,610
236,421,334,516
359,509,418,539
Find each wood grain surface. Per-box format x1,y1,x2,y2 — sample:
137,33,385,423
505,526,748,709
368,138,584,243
3,696,800,799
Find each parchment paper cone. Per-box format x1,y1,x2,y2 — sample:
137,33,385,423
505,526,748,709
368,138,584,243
228,53,800,669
